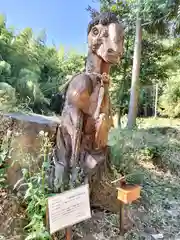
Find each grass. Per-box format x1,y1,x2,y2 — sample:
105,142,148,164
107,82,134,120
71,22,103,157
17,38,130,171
107,117,180,239
0,125,52,240
1,116,180,239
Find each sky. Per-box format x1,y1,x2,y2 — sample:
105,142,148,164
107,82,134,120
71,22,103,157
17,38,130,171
1,0,100,53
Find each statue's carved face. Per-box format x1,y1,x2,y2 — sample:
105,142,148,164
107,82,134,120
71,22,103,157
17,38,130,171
88,22,124,64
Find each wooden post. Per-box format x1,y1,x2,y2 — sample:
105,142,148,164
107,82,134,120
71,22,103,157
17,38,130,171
119,201,124,239
112,176,142,239
65,227,73,240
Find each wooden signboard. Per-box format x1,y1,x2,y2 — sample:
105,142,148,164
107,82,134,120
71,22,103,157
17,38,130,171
47,184,91,235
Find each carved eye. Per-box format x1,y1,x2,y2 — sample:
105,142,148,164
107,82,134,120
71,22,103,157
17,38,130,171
92,27,99,36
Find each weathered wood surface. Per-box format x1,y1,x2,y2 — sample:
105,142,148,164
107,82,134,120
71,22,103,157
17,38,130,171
1,112,61,190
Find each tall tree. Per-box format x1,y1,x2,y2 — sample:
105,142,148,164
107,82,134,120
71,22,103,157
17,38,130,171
127,4,142,128
99,0,180,125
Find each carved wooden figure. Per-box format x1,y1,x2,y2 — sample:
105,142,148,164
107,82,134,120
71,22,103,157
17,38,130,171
51,12,124,191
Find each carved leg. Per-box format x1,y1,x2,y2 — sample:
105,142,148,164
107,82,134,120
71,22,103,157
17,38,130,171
53,147,66,192
84,176,89,184
69,134,80,188
52,126,72,192
70,167,79,188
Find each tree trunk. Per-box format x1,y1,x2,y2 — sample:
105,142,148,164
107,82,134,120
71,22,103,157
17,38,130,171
127,17,142,128
117,108,121,127
117,34,129,128
154,83,158,118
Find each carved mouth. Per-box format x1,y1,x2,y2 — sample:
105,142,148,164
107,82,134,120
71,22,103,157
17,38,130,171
107,55,120,64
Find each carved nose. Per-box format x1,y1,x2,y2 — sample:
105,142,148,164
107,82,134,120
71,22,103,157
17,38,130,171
107,48,115,54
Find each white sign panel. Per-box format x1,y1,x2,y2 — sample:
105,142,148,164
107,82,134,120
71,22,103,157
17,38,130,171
48,184,91,234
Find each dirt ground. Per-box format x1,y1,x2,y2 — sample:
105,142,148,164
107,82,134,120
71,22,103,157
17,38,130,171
0,189,27,240
0,187,133,240
1,171,180,240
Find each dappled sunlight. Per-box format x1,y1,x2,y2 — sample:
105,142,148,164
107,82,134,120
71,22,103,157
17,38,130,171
0,0,180,237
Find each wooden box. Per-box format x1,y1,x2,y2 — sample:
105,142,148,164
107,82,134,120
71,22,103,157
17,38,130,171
117,184,141,204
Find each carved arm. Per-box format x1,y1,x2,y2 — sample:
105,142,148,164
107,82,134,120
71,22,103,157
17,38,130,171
67,73,98,116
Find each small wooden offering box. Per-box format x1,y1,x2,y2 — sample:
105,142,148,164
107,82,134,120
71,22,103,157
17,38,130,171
117,184,141,204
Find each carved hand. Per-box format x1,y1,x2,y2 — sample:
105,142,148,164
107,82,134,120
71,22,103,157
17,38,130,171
95,113,111,149
101,73,110,85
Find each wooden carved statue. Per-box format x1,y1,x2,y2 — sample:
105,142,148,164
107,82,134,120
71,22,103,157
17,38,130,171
49,12,124,191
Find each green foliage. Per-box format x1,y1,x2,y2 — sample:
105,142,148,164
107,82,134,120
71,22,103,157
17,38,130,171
107,118,180,239
1,2,180,118
22,132,52,240
0,149,8,187
0,15,85,114
0,129,12,188
99,0,180,118
108,119,180,176
159,71,180,117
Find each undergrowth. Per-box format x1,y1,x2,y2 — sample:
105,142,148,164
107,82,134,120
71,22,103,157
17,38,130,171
0,150,7,188
0,128,12,188
108,118,180,239
1,117,180,239
0,127,53,239
0,120,55,239
109,119,180,176
22,131,52,240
